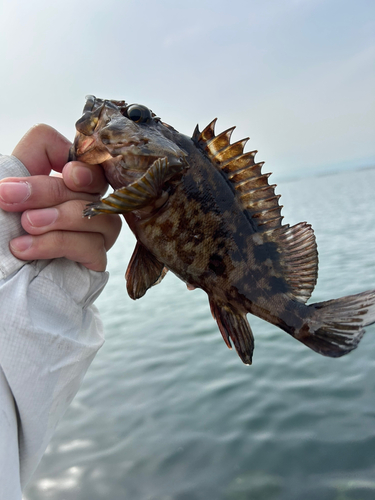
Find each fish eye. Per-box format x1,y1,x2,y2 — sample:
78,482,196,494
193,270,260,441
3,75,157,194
127,104,152,123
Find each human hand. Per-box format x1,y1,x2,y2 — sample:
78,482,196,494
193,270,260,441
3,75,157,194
0,124,122,271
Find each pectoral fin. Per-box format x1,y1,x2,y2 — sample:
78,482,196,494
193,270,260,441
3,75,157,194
126,242,168,299
209,300,254,365
83,156,187,217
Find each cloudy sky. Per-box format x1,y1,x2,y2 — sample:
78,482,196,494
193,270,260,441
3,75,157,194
0,0,374,180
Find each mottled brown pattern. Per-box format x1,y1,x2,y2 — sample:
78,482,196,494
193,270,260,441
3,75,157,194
69,96,375,365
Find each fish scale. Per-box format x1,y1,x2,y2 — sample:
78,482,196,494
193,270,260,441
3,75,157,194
69,96,375,365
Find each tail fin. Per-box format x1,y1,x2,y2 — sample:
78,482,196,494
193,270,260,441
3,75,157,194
297,290,375,357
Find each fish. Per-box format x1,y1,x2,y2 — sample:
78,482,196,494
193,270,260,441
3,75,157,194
68,95,375,365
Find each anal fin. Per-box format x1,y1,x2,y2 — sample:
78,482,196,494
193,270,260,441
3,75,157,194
126,242,168,299
209,300,254,365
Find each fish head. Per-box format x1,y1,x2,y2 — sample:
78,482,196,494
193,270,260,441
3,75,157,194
69,95,187,187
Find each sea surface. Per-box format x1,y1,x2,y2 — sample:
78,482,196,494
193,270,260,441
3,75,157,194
24,168,375,500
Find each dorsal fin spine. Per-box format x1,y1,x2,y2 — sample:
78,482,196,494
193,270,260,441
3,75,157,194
199,119,217,142
248,197,281,213
222,151,257,169
234,173,271,189
259,218,284,228
240,184,277,199
227,161,264,180
192,124,201,142
223,153,258,174
213,139,249,163
253,206,284,218
205,127,237,156
208,126,235,143
251,195,281,207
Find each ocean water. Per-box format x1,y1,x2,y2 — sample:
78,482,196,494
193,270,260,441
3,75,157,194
24,168,375,500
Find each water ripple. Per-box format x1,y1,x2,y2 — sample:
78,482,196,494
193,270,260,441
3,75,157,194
25,169,375,500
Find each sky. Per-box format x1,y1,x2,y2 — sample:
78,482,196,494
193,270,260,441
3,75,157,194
0,0,374,181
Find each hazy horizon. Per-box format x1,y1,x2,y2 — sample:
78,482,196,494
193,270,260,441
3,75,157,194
0,0,374,181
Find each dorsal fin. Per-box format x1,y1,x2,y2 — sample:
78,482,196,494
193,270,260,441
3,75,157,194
193,120,319,303
193,119,217,143
274,222,318,303
193,120,284,233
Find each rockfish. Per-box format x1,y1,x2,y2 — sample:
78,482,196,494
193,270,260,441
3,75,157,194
69,95,375,365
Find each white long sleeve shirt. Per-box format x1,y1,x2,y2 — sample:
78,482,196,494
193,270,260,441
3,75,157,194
0,155,108,499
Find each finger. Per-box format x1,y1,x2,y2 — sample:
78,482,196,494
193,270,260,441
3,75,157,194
0,175,99,212
10,232,108,272
21,200,122,250
12,124,71,176
62,161,108,196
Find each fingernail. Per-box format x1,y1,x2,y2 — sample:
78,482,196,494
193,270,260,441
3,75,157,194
0,181,31,204
10,235,33,252
72,166,93,187
26,208,58,227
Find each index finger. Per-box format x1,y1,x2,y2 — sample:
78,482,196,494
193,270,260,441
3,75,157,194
0,175,99,212
12,124,71,176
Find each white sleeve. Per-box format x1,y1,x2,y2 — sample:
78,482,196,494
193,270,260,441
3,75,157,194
0,155,108,498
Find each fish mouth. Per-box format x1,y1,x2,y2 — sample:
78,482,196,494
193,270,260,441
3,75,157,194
69,134,185,173
70,95,187,175
69,133,113,164
76,137,96,156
